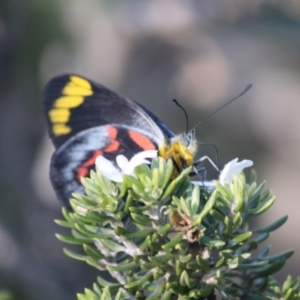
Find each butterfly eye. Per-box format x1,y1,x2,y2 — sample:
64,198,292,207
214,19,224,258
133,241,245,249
189,129,196,140
180,130,196,148
180,136,189,147
187,130,196,145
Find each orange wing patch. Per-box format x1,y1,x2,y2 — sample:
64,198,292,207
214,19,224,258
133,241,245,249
128,130,156,150
76,150,103,182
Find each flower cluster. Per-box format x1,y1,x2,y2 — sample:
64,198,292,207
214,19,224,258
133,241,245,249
96,150,253,186
95,150,158,182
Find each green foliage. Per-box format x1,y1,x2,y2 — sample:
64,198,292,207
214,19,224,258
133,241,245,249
56,157,296,299
0,290,14,300
265,276,300,300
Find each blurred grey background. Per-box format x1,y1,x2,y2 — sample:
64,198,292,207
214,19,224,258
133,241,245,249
1,1,300,299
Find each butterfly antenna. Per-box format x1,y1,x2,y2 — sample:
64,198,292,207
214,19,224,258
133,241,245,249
191,84,253,131
173,99,189,134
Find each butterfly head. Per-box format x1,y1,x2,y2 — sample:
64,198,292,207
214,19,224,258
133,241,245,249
158,129,198,172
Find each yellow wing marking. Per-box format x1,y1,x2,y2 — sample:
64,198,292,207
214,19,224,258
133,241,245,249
53,124,71,136
70,75,92,89
49,76,93,136
62,86,93,96
55,96,84,108
49,109,70,123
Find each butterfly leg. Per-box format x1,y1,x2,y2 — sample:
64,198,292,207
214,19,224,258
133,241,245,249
193,155,220,173
191,165,207,183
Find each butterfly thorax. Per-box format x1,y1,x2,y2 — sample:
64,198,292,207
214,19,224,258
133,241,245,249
158,130,198,174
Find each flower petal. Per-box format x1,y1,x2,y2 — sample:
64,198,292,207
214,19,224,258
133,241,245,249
96,156,117,173
116,155,129,170
95,155,123,182
134,150,158,160
219,158,253,183
123,150,158,175
105,172,123,182
95,150,158,183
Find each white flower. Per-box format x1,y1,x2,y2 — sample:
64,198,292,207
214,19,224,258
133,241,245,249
219,158,253,184
196,158,253,187
95,150,157,182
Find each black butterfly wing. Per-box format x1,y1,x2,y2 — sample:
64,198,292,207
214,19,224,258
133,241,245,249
43,74,174,207
43,74,171,149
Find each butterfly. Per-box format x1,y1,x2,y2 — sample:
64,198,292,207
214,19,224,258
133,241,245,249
43,75,199,208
